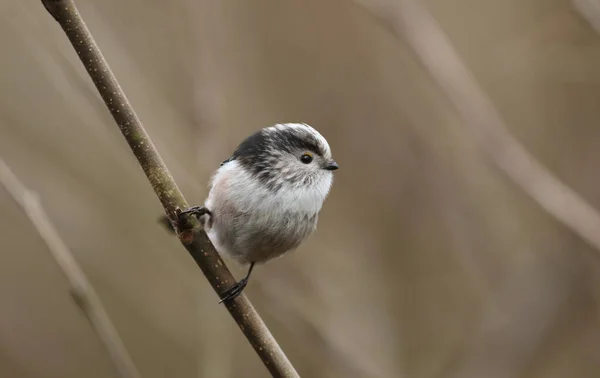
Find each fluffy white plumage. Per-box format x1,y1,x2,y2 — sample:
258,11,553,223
203,123,337,265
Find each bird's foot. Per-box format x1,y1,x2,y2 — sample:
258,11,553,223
178,206,212,221
219,277,249,303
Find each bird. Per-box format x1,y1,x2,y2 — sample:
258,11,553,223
166,123,338,302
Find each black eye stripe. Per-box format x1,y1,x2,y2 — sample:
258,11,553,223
232,129,324,161
228,126,327,189
271,129,323,157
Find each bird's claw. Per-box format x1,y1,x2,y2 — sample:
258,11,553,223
219,278,249,303
178,206,212,221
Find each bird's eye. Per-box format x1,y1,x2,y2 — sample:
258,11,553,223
300,153,313,164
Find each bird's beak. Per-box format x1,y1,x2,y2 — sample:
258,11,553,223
323,160,339,171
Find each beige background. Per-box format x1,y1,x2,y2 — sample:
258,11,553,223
2,0,600,377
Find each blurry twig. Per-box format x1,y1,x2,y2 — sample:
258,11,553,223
354,0,600,253
448,262,571,378
39,1,298,376
260,279,393,378
0,158,141,378
573,0,600,34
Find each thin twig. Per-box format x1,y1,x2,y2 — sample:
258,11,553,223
355,0,600,254
573,0,600,34
0,158,141,378
39,1,299,377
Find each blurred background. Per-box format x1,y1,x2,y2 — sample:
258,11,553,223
2,0,600,377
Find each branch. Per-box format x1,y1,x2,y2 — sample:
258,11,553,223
39,1,299,376
355,0,600,254
0,158,141,378
573,0,600,34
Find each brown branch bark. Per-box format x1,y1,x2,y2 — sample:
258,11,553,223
39,1,299,377
0,158,141,378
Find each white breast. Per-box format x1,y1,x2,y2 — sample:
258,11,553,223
203,160,333,262
206,160,332,215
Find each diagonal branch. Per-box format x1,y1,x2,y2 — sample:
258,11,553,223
573,0,600,34
355,0,600,254
39,1,299,377
0,158,141,378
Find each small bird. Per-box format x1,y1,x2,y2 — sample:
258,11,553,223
171,123,338,302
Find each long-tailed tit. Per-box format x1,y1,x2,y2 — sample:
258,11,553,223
168,123,338,302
